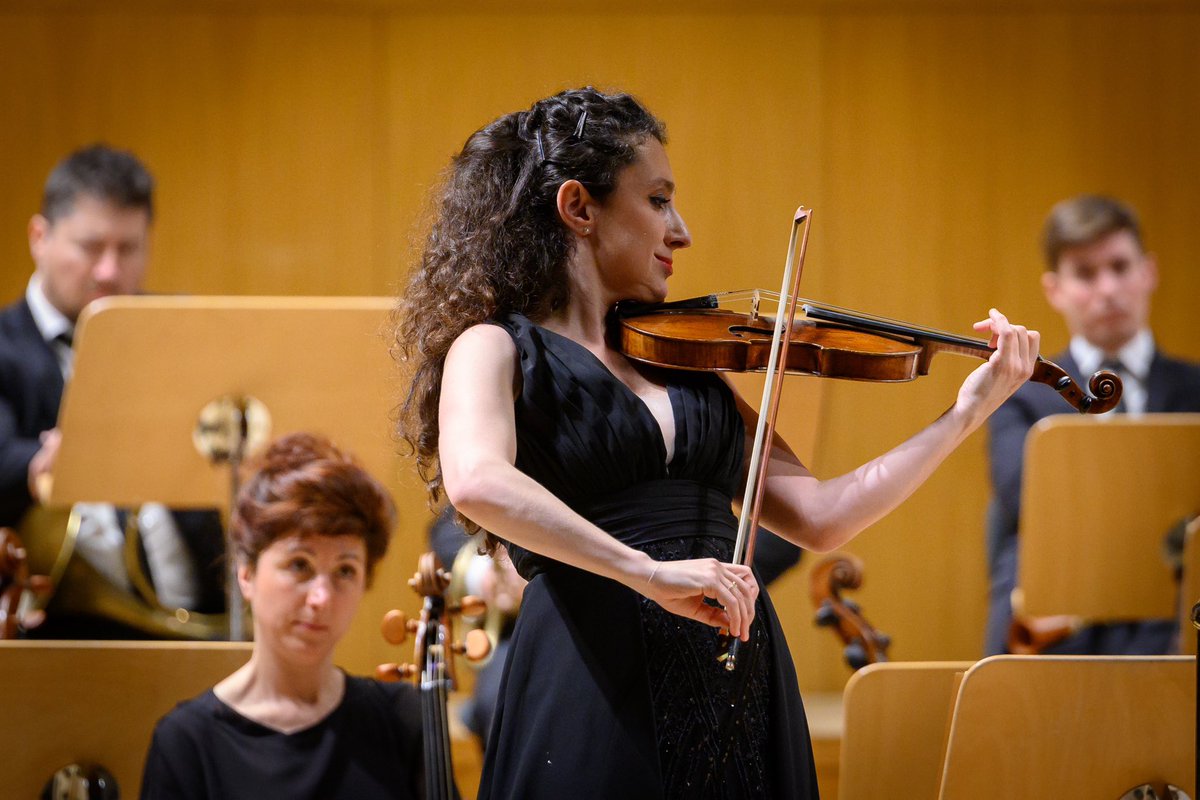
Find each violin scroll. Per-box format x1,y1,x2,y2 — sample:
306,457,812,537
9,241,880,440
809,553,890,671
1087,368,1122,411
1034,360,1122,415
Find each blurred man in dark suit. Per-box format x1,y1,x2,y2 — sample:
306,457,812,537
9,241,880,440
1,145,224,636
985,194,1200,655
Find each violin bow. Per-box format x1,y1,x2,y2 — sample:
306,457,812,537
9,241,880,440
723,206,812,671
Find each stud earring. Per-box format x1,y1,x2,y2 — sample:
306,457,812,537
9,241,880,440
582,227,590,235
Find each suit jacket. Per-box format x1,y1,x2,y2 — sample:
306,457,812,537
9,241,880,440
0,297,63,527
984,347,1200,654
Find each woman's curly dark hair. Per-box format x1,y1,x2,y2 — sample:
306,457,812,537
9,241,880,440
232,432,396,586
393,87,666,526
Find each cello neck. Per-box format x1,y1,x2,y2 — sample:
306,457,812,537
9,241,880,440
421,639,455,800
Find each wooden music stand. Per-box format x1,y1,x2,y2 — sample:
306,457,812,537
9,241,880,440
939,655,1195,798
0,640,252,798
45,296,404,638
839,661,971,800
1018,414,1200,623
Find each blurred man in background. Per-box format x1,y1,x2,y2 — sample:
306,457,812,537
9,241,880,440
985,194,1200,655
1,144,224,637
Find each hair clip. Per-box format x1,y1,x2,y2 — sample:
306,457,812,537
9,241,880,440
573,111,588,140
535,130,547,162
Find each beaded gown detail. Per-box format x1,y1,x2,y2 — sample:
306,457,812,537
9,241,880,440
478,313,819,800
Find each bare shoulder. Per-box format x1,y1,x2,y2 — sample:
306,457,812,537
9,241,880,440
444,323,520,396
448,322,518,361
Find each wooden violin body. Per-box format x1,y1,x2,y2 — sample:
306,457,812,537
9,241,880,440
620,306,923,382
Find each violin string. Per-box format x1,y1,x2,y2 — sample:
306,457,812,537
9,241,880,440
712,289,992,349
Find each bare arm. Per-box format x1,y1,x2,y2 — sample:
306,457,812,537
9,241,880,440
740,309,1040,553
439,323,758,638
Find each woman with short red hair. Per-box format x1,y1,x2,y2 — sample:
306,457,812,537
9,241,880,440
140,432,435,800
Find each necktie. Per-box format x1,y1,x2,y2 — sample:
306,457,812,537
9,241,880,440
50,330,74,379
1099,358,1127,414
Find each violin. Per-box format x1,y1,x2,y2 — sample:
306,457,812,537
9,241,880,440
617,289,1122,415
376,551,491,800
809,553,890,671
0,528,50,638
618,207,1117,673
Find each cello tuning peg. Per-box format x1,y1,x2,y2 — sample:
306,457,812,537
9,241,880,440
453,628,492,662
380,609,412,645
455,594,487,618
844,641,868,671
375,662,416,682
814,601,838,627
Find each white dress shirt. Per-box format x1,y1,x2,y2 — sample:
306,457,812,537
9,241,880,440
25,273,74,379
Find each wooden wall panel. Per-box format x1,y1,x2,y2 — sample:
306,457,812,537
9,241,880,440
813,9,1200,687
0,9,384,299
2,2,1198,693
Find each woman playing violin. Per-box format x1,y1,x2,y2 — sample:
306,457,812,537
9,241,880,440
395,86,1039,799
140,434,432,800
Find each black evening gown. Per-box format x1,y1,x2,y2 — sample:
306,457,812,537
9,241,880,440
478,313,819,800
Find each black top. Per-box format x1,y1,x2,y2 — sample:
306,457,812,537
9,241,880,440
478,313,818,800
140,675,428,800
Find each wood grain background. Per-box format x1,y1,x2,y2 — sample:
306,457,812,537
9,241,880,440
3,0,1197,691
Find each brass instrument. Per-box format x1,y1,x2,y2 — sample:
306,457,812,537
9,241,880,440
18,504,230,640
40,763,119,800
445,535,523,668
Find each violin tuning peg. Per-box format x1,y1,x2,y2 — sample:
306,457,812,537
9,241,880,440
380,609,410,645
876,633,892,650
454,628,492,662
456,594,487,618
375,662,416,682
814,602,838,627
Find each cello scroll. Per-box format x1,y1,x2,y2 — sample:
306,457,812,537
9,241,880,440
809,553,891,671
